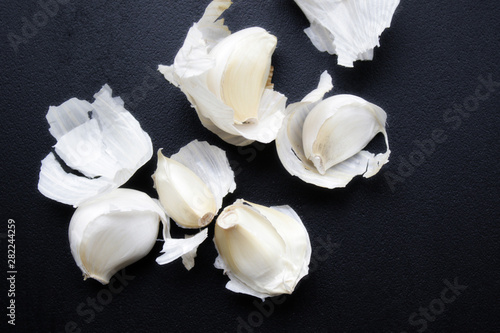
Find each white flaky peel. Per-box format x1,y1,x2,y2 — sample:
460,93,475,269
159,0,286,146
295,0,400,67
69,189,207,284
276,71,390,188
38,84,153,207
214,199,312,299
152,140,236,229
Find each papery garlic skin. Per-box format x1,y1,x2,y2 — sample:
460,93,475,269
276,71,390,188
214,200,311,299
152,140,236,229
38,84,153,207
159,0,286,146
153,149,217,228
295,0,400,67
68,189,161,284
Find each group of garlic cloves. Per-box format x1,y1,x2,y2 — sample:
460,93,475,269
39,0,399,299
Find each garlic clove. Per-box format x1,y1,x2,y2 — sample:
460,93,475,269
214,200,311,299
69,189,162,284
295,0,400,67
276,71,390,188
158,0,286,146
69,188,208,281
153,140,235,229
38,84,153,207
207,27,277,124
302,94,388,174
153,150,217,229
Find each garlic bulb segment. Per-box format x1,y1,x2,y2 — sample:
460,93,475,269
295,0,400,67
276,71,390,188
152,140,236,229
68,189,161,284
158,0,286,146
38,84,153,207
214,200,312,299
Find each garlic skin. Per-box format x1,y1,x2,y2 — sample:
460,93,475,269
159,0,286,146
276,71,390,188
214,200,312,299
152,140,236,229
295,0,400,67
68,189,161,284
38,84,153,207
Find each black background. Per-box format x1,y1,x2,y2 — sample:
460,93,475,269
1,0,499,332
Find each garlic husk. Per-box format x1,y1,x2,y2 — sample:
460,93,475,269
38,84,153,207
276,71,390,188
295,0,400,67
214,200,311,299
158,0,286,146
152,140,236,228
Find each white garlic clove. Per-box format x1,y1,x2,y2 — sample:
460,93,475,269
158,0,286,146
295,0,400,67
276,71,390,188
38,84,153,207
302,94,388,175
214,200,311,299
68,189,162,284
152,140,236,229
69,188,208,280
153,149,217,228
207,27,277,124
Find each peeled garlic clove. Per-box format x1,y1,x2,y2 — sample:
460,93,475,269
158,0,286,146
38,84,153,207
276,71,390,188
207,27,277,124
152,140,236,228
295,0,400,67
153,150,217,228
302,94,388,175
68,189,162,284
214,200,311,299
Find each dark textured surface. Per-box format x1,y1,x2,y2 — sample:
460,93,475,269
1,0,499,332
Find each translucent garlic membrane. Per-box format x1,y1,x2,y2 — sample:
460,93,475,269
69,189,207,284
38,84,153,207
295,0,400,67
276,71,390,188
152,140,236,229
158,0,286,146
214,200,312,299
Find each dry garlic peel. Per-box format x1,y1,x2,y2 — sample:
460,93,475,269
159,0,286,146
152,140,236,229
276,71,390,188
38,84,153,207
295,0,400,67
214,200,311,299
